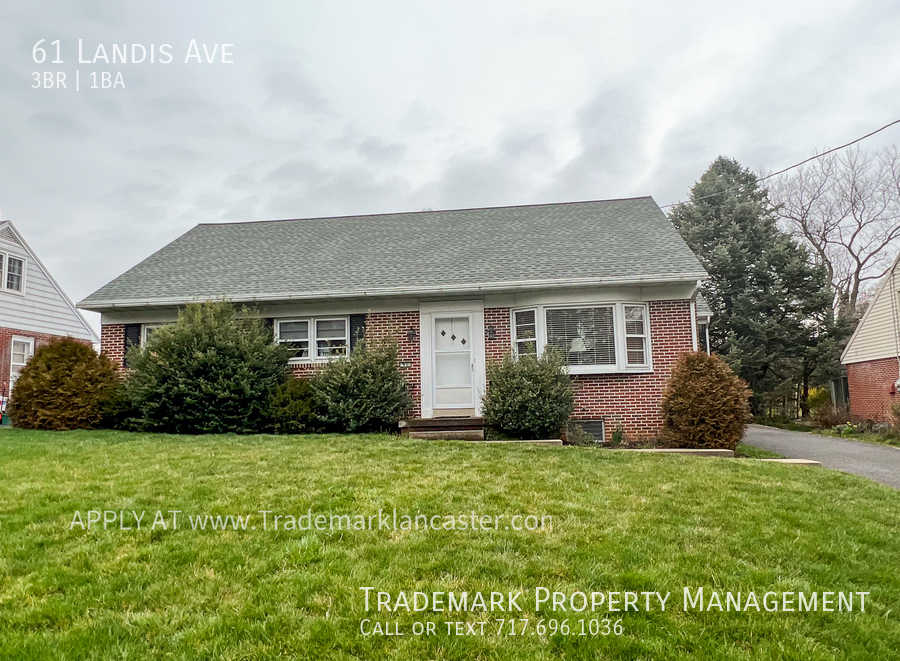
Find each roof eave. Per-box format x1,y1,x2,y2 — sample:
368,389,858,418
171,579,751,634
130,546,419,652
77,273,708,312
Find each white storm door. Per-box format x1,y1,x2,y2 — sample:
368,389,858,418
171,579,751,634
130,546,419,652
10,337,35,389
432,315,474,409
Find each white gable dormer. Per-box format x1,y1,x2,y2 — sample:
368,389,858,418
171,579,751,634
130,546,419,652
0,220,98,342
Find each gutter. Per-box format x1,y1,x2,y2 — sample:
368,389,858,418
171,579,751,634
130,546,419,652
77,273,708,311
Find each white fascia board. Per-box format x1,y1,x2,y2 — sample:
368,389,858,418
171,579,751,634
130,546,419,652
78,273,708,312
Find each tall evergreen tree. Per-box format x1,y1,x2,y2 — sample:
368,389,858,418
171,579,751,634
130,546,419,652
668,157,832,413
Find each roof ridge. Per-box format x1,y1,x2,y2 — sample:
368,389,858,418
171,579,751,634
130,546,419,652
195,196,656,227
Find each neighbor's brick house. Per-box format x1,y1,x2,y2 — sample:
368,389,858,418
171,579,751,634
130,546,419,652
0,220,98,417
81,198,709,440
841,254,900,423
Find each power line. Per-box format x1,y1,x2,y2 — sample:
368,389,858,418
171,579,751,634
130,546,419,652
660,117,900,209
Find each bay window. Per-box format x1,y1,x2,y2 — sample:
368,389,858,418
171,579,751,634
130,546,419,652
546,306,616,366
511,302,652,373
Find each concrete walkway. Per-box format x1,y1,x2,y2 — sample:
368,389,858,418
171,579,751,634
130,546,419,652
743,424,900,489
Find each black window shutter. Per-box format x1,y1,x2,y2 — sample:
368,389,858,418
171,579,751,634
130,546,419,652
123,324,141,367
261,317,275,339
349,314,366,352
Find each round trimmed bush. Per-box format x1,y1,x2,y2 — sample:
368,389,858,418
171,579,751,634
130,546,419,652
8,337,122,430
660,351,752,450
481,350,574,440
314,338,412,433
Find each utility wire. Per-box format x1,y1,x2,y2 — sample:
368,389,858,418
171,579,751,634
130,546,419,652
660,117,900,209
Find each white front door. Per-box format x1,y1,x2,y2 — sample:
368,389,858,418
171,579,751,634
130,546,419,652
432,315,474,410
419,301,486,418
10,337,35,390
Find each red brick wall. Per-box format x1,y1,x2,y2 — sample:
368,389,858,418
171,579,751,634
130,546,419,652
98,299,695,435
481,300,694,440
100,324,127,372
571,300,694,440
286,311,422,417
846,356,900,423
485,307,512,362
0,326,92,399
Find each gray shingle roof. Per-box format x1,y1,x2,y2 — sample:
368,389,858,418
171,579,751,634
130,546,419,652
695,293,713,318
78,197,707,309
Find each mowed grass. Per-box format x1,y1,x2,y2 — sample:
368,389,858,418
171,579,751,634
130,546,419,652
0,430,898,660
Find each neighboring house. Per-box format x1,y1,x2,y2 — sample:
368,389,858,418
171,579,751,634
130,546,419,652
841,253,900,423
78,198,709,440
0,219,100,413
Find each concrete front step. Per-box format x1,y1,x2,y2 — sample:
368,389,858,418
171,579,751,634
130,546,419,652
401,417,485,430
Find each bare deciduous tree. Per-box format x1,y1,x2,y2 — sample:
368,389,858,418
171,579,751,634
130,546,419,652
767,146,900,310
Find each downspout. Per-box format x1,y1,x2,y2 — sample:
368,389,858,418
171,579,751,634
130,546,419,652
690,298,698,352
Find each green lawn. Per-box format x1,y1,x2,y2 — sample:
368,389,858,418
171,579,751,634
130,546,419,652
735,443,784,459
1,430,898,660
814,428,900,448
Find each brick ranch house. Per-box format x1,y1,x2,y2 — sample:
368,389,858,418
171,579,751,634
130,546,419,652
841,252,900,423
78,198,709,441
0,219,99,421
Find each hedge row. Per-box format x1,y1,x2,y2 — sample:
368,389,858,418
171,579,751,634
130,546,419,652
9,302,411,434
9,302,752,446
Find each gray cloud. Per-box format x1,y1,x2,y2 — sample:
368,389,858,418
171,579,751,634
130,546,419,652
1,0,899,338
358,137,405,163
26,111,87,137
264,68,332,115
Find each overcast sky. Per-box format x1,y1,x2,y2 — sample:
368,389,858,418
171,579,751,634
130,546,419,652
2,1,900,330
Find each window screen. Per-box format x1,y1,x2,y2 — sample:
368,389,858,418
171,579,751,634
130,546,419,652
278,320,310,358
624,305,648,365
315,319,348,358
513,309,537,356
546,307,615,366
6,257,23,291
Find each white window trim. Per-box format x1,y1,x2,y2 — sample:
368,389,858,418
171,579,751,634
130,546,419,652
0,252,26,295
623,304,651,369
141,323,167,345
511,302,653,374
276,316,350,363
10,335,35,385
511,307,540,357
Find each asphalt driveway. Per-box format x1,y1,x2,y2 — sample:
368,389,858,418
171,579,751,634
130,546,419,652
743,424,900,489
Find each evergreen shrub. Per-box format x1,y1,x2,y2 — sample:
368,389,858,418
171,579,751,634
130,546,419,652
314,339,412,433
9,337,121,430
481,350,574,440
660,351,752,451
267,377,318,434
125,301,291,434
